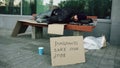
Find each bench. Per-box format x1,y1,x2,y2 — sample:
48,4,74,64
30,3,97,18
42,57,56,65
11,16,97,39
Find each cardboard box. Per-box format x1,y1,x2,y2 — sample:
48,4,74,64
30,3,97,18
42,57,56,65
48,24,65,35
50,36,85,66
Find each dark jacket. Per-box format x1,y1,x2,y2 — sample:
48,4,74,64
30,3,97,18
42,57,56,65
48,8,76,23
36,7,93,24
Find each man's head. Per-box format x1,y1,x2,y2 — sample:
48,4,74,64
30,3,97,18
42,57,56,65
77,13,87,20
71,12,87,22
72,15,79,21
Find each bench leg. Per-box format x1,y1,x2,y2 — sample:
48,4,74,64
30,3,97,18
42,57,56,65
11,21,28,37
73,31,83,36
32,26,43,39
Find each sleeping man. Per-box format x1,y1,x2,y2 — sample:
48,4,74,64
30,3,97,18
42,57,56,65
35,7,93,25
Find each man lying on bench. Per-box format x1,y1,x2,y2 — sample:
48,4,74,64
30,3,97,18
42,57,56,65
35,7,93,25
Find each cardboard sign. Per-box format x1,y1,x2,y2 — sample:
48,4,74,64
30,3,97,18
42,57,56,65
50,36,85,66
48,24,65,35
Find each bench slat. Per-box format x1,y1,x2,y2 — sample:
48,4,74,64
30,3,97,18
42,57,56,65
65,24,95,32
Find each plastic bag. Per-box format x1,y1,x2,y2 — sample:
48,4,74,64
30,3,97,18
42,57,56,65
83,35,106,49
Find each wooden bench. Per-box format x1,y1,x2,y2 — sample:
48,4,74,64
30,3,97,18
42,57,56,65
11,16,97,39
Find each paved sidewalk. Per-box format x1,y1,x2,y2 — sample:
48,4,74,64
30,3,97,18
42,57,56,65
0,28,120,68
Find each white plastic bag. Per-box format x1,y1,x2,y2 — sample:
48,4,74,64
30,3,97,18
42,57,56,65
83,35,106,50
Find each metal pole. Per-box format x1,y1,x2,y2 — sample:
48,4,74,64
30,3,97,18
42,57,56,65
20,0,22,15
49,0,53,10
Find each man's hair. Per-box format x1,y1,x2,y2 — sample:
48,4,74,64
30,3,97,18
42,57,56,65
77,12,87,21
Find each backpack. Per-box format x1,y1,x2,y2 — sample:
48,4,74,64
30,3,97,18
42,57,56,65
48,8,75,24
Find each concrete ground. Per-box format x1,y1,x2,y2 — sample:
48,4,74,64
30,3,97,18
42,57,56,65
0,28,120,68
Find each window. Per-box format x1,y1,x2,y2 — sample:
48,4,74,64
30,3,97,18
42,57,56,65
37,0,112,19
0,0,36,15
0,0,112,19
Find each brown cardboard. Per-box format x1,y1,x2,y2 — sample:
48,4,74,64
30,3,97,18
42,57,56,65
50,36,85,66
48,24,65,35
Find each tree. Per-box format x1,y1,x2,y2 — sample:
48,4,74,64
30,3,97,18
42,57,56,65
58,0,112,18
59,0,86,12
